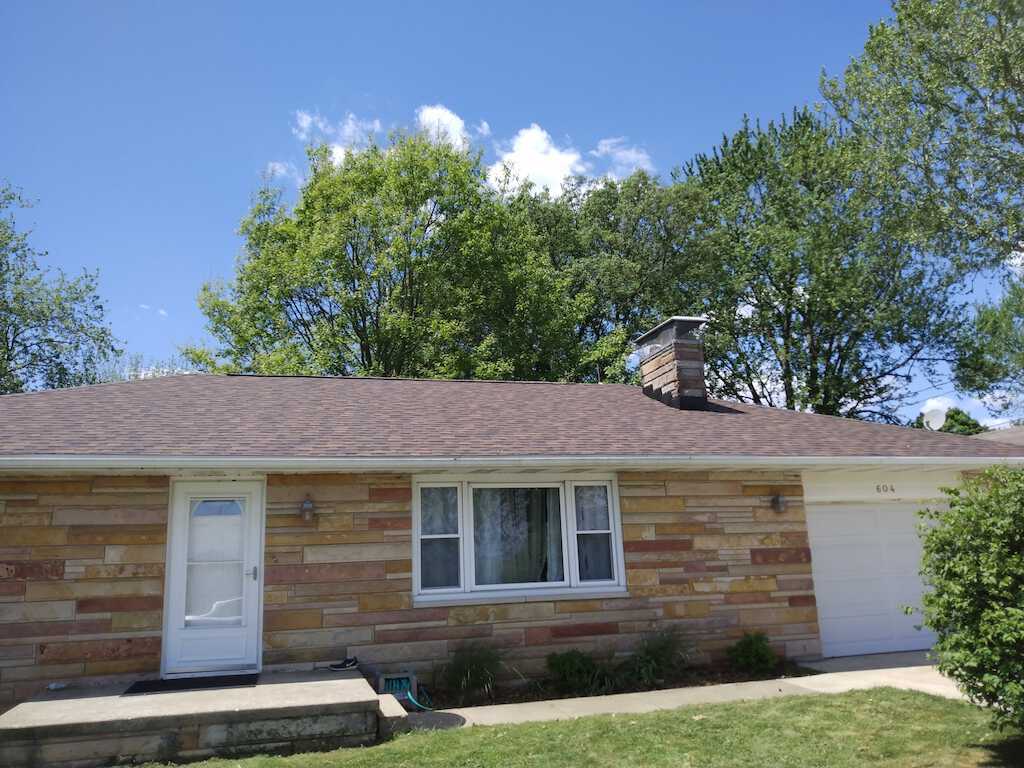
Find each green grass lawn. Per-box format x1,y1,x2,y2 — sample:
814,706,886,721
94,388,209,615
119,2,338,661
142,688,1024,768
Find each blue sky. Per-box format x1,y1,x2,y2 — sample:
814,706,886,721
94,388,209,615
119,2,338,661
2,1,991,424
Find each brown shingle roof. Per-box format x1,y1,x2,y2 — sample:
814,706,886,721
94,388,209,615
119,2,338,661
0,373,1020,461
975,426,1024,445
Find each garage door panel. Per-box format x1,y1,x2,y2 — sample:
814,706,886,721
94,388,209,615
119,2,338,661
814,578,888,618
876,512,925,536
810,536,883,577
892,612,934,643
807,501,934,657
808,507,880,536
820,613,895,646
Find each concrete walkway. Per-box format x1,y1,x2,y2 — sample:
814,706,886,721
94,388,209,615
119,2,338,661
407,659,964,729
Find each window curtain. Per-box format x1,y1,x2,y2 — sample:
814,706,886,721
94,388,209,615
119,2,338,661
473,487,564,585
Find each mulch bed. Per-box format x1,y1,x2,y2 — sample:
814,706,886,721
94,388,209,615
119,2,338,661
426,661,817,709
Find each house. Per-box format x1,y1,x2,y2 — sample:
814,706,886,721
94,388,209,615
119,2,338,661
1,316,1021,712
976,425,1024,445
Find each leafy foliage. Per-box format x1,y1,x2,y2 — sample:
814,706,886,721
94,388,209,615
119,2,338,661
192,120,985,421
673,110,970,420
920,467,1024,730
545,649,617,696
824,0,1022,268
440,644,503,706
0,182,119,394
911,406,988,435
726,632,778,677
823,0,1024,415
955,278,1024,415
545,629,687,696
186,136,576,380
93,352,197,383
617,627,689,688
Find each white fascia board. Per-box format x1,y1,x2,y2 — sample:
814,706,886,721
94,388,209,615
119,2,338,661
0,453,1021,473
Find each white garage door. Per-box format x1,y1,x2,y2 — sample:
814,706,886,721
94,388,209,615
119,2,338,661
806,503,936,657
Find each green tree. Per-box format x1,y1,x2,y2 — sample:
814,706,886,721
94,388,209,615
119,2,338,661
186,135,577,380
95,352,196,383
823,0,1024,412
823,0,1024,267
911,406,988,435
519,172,687,383
0,182,118,394
670,111,971,421
920,467,1024,729
953,278,1024,414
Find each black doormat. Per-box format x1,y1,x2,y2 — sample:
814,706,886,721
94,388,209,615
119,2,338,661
123,673,259,696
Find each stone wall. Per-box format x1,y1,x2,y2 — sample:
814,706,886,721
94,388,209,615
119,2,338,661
0,476,168,710
262,470,819,680
0,469,819,709
262,474,417,670
617,470,818,661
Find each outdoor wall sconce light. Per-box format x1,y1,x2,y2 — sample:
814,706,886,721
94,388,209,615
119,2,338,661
300,495,316,523
771,494,787,514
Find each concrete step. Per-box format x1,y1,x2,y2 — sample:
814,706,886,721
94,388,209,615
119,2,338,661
0,671,391,767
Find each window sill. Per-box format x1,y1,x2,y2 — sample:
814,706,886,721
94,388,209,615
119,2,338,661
413,586,629,608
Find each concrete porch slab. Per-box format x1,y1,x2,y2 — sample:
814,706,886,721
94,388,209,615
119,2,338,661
0,670,391,767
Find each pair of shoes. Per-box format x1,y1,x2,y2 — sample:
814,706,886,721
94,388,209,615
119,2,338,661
328,657,359,671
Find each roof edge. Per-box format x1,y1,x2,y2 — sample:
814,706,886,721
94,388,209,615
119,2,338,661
0,453,1020,472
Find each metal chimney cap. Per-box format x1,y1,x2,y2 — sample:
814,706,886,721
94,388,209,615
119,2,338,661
633,316,709,347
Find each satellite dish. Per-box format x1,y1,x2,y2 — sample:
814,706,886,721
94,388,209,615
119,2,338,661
922,406,947,431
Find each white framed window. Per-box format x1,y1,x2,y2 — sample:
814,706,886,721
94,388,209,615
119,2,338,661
412,475,626,603
416,484,463,594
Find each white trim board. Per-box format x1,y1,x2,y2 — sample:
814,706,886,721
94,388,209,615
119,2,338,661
802,468,963,504
0,453,1019,473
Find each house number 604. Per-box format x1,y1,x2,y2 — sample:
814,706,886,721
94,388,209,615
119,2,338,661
876,483,896,494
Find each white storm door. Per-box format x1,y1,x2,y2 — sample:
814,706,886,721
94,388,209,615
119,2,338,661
163,480,264,677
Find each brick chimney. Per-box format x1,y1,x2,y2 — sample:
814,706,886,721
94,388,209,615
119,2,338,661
634,316,708,409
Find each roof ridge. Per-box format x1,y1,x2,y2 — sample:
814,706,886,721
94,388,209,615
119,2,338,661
225,373,633,387
0,372,211,399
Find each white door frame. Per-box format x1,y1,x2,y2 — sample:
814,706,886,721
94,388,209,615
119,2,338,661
161,477,266,678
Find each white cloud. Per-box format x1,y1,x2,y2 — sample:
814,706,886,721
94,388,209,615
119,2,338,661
138,303,151,311
157,308,168,317
266,161,300,183
488,124,588,195
336,112,382,146
591,137,655,178
291,110,381,159
292,110,331,141
416,104,468,147
922,396,956,415
475,120,491,137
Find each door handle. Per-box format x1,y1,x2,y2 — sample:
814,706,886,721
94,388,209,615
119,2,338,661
245,566,258,581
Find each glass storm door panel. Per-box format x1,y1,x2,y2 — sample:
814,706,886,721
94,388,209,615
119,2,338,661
163,480,264,677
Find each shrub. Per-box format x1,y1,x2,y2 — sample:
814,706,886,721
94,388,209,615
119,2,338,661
618,627,688,688
726,632,777,677
546,649,616,695
920,467,1024,729
440,644,502,705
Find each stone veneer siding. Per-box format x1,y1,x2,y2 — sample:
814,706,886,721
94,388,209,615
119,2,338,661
262,471,820,678
0,476,168,710
0,470,819,709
